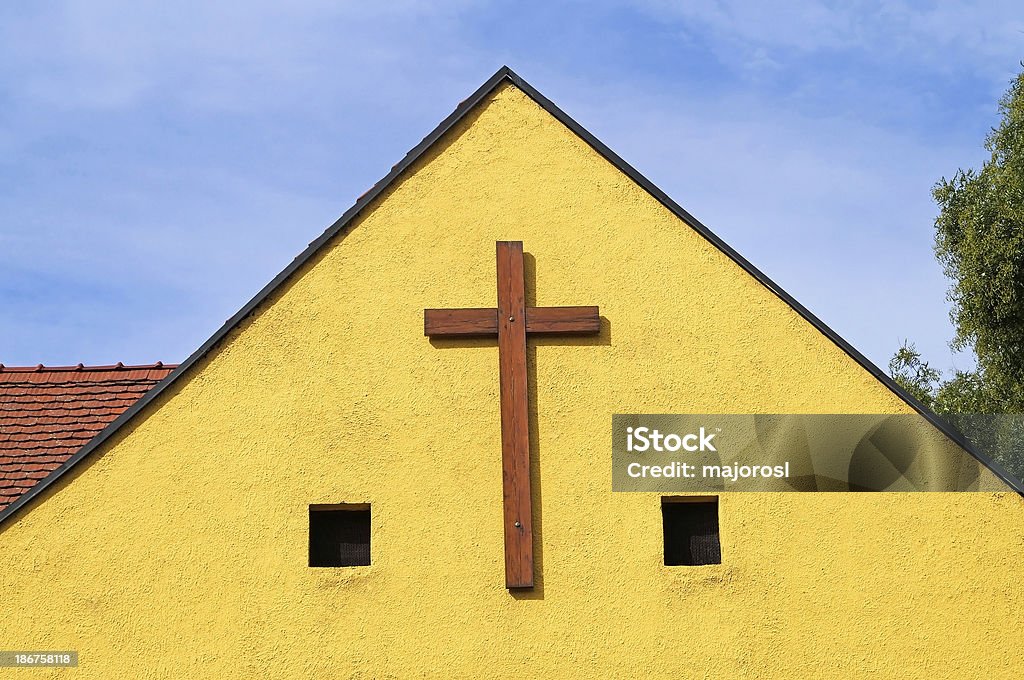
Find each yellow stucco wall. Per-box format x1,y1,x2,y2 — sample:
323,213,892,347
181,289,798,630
2,82,1022,678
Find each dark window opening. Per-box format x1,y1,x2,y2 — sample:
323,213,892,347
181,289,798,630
309,504,370,567
662,497,721,566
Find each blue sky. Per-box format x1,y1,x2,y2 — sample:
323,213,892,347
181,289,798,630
2,2,1022,377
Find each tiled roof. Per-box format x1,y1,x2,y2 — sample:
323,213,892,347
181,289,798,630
0,363,176,512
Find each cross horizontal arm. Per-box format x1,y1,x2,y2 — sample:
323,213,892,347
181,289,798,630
424,306,600,337
526,306,600,334
423,308,497,337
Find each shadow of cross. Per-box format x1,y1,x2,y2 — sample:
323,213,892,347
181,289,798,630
424,241,600,589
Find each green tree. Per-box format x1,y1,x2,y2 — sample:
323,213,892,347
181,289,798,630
890,69,1024,480
926,68,1024,413
888,341,940,409
893,69,1024,416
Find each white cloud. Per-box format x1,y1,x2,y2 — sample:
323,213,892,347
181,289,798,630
634,0,1024,78
0,1,482,112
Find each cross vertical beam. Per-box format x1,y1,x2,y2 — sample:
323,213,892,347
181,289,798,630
424,241,600,590
495,241,533,588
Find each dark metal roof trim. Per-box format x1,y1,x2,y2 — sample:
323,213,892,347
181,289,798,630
2,66,1019,528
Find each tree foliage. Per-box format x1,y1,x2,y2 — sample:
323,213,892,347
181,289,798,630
888,341,940,409
928,69,1024,413
889,70,1024,479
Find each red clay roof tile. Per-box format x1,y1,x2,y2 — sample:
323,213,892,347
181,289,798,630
0,363,176,512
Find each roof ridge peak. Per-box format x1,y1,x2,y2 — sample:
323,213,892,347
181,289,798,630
0,362,178,373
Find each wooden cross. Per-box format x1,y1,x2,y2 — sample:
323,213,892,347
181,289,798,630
424,241,600,589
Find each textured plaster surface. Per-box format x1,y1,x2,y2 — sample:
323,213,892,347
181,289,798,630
1,83,1022,678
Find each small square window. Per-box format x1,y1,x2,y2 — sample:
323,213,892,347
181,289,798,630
662,497,721,566
309,504,370,567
